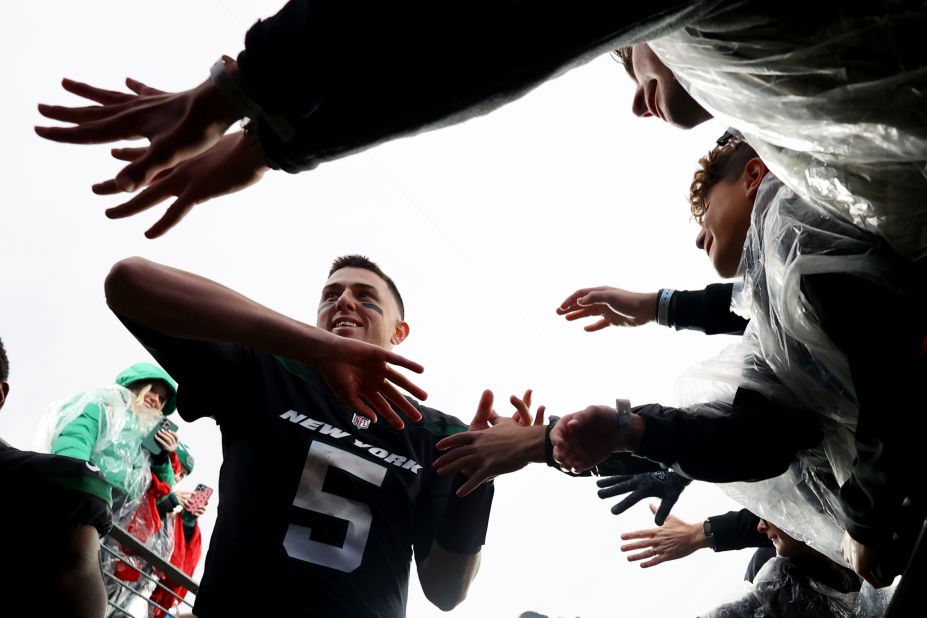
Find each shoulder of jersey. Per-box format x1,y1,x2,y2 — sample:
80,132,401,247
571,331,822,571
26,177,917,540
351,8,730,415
406,399,468,439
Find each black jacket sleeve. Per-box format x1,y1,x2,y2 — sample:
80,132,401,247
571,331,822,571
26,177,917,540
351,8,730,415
802,272,927,547
670,283,749,335
235,0,721,172
632,387,822,483
709,509,773,551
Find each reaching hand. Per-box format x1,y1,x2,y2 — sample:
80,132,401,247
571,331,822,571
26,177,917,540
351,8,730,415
550,405,640,473
597,471,691,525
557,286,657,332
317,335,427,431
154,429,179,454
841,532,894,588
102,132,267,237
36,76,240,194
619,505,708,568
433,390,547,496
509,389,546,427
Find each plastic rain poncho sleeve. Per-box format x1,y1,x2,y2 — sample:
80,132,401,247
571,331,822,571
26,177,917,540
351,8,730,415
702,556,894,618
673,173,925,564
650,4,927,259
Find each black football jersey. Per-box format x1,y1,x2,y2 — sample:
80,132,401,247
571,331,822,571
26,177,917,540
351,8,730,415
119,316,481,617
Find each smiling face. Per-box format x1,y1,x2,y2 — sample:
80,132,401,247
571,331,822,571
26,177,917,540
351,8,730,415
317,267,409,350
624,44,712,129
692,156,768,278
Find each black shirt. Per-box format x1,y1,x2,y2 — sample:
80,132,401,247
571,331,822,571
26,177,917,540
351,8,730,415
119,316,485,618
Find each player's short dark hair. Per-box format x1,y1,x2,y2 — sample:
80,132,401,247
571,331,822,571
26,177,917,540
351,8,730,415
0,337,8,382
689,140,759,225
329,255,405,319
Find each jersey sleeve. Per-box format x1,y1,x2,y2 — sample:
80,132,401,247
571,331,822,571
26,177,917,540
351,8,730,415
709,509,773,552
114,313,260,423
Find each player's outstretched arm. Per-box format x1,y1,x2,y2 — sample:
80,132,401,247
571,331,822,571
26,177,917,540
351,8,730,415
105,257,426,428
557,286,658,332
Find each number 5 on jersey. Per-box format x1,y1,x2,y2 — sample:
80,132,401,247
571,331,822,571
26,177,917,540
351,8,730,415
284,441,387,572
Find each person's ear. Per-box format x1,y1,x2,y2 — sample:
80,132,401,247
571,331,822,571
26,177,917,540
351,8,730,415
743,158,769,201
0,382,8,411
390,321,410,346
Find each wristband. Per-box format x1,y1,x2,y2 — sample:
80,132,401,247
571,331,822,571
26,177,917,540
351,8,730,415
210,56,296,142
656,289,675,327
433,474,494,555
703,519,717,551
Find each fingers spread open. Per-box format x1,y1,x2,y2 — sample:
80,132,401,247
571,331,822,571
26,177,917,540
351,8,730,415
610,491,644,516
620,529,657,542
557,288,592,313
596,474,633,488
61,78,134,104
597,479,637,499
381,382,423,423
584,319,612,332
35,116,145,144
105,181,175,219
37,103,125,124
435,431,475,451
433,446,475,471
437,453,482,479
368,392,403,430
144,197,195,239
621,539,657,553
125,77,166,96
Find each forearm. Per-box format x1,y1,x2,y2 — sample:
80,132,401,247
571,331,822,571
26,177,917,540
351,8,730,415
418,544,481,612
105,257,336,364
236,0,711,172
632,394,820,482
667,284,748,335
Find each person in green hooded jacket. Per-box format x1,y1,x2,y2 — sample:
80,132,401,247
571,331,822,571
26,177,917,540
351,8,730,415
49,362,180,511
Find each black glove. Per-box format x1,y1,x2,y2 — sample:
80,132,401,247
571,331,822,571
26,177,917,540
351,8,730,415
596,471,691,525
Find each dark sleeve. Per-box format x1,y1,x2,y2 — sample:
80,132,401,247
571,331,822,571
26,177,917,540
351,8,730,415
236,0,718,173
802,272,927,546
114,313,260,423
670,284,749,335
413,475,494,561
709,509,773,552
633,388,822,482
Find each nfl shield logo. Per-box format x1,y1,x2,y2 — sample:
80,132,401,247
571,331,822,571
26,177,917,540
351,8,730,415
352,413,371,430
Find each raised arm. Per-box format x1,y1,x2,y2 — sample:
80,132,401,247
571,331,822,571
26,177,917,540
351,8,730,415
37,1,713,235
105,257,426,428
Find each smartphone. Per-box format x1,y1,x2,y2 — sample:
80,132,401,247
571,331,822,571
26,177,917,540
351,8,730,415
141,417,179,456
185,483,213,513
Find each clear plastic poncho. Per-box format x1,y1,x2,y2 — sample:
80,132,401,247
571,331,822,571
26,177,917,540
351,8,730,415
650,5,927,259
675,173,913,565
702,556,895,618
37,385,163,523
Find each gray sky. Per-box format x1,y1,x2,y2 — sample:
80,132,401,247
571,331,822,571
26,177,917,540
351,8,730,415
2,1,759,615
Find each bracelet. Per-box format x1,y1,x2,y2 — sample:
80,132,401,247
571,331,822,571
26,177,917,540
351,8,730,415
210,56,296,142
656,288,675,327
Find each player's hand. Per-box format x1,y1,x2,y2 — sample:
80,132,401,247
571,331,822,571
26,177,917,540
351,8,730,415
620,505,708,568
101,132,267,237
841,532,894,588
433,390,546,496
508,389,546,427
557,286,657,332
597,471,691,525
318,335,427,431
154,429,179,453
36,76,240,194
550,405,641,473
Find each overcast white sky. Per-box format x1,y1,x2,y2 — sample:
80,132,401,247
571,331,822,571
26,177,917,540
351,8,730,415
2,2,759,616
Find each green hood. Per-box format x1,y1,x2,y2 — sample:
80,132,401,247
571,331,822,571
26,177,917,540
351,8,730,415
115,362,179,415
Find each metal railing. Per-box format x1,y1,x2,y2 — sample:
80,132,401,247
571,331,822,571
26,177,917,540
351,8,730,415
101,525,199,618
